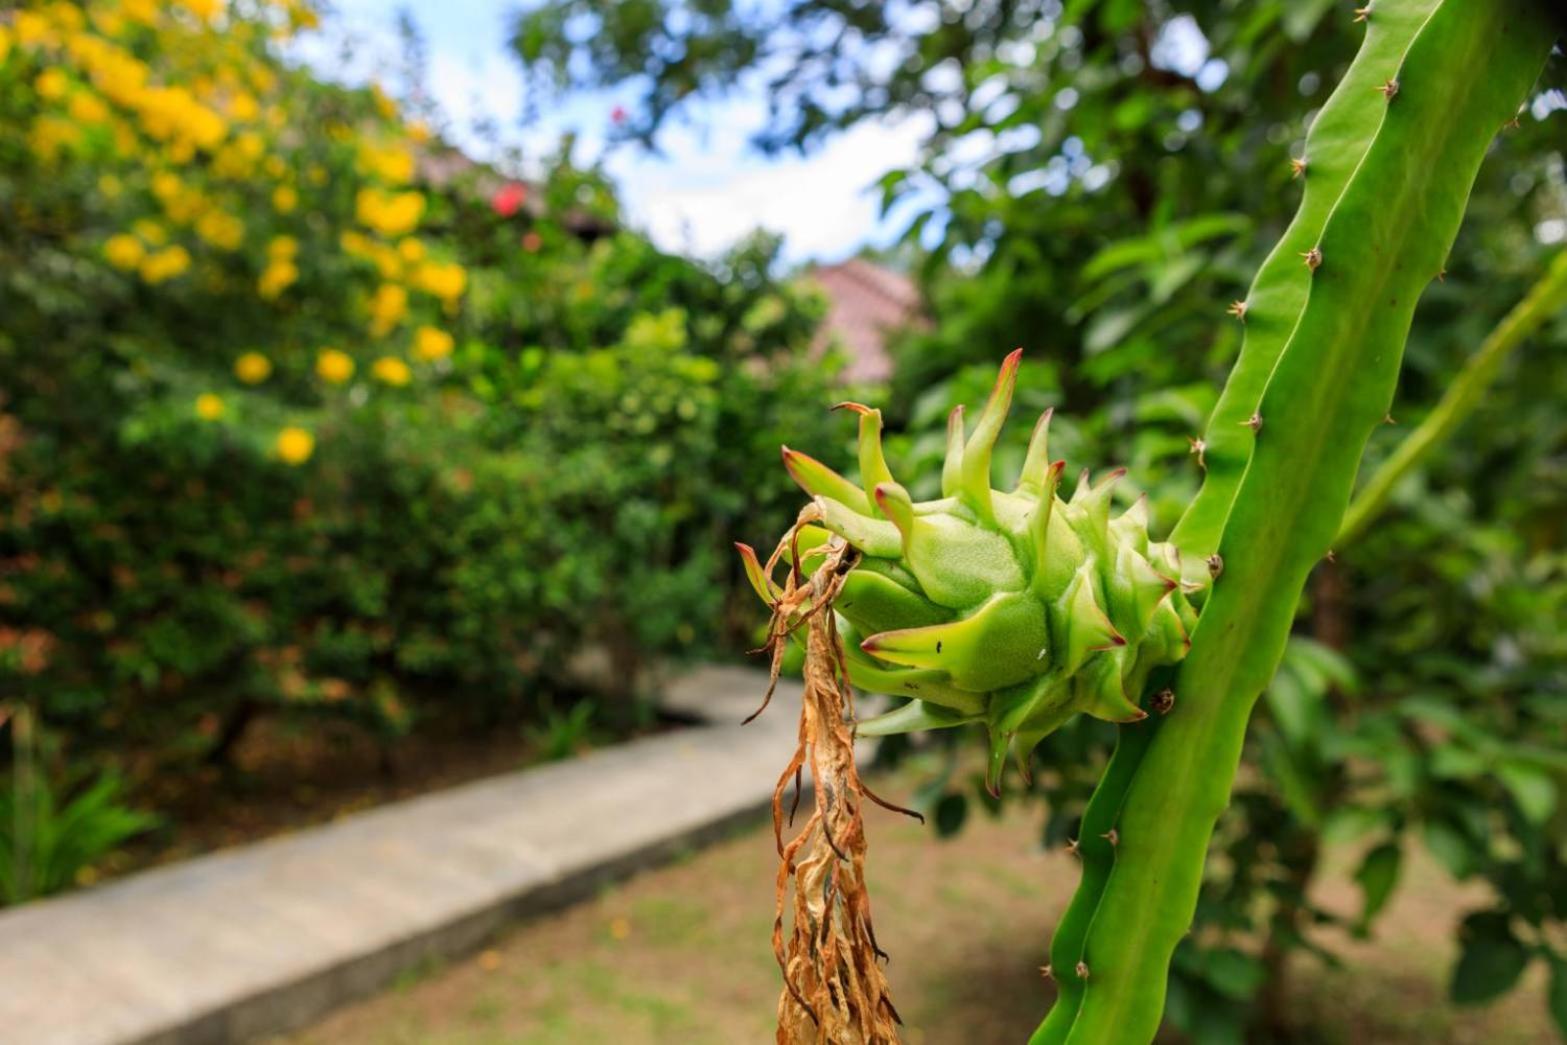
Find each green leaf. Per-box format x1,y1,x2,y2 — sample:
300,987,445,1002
933,792,968,838
1450,913,1530,1006
1496,761,1557,825
1354,842,1402,933
1431,743,1488,780
1423,820,1476,879
1202,947,1265,1002
1549,956,1567,1038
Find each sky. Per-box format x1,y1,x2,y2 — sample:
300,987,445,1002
299,0,925,266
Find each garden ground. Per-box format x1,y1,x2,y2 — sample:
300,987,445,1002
281,762,1551,1045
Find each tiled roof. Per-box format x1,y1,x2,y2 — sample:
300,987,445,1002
809,259,924,384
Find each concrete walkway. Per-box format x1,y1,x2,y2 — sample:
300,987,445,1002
0,666,798,1045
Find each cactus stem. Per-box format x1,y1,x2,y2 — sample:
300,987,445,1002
1206,553,1224,580
1226,299,1248,321
1300,246,1323,270
1151,689,1175,715
1289,157,1308,179
1076,961,1090,980
1377,77,1400,101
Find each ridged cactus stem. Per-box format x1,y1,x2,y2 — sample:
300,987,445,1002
1338,249,1567,545
1047,5,1557,1043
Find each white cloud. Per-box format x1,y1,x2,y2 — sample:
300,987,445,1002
610,113,931,264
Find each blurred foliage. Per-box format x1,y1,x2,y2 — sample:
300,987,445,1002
519,0,1567,1036
0,701,158,904
0,0,840,892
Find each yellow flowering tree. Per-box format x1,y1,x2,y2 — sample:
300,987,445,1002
1,0,464,459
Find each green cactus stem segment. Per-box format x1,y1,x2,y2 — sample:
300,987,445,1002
1057,5,1556,1043
1338,249,1567,544
1169,0,1441,560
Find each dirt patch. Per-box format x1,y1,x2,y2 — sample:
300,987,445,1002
101,703,666,882
281,760,1550,1044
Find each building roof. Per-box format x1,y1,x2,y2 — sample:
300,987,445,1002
809,259,924,384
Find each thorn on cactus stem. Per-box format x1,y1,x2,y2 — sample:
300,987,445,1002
1066,838,1080,856
1300,246,1323,271
1325,548,1337,563
1383,413,1397,425
1102,828,1119,847
1151,689,1175,715
1437,268,1447,282
1289,157,1307,179
1376,77,1399,101
1207,553,1224,580
1041,964,1054,980
1241,412,1263,433
1227,299,1248,321
1188,437,1207,469
1076,961,1090,980
1353,4,1371,23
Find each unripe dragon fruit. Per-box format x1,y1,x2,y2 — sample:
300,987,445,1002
739,350,1204,790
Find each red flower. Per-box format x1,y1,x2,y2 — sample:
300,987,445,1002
491,181,527,218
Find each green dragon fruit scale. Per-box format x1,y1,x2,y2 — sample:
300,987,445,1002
738,350,1204,790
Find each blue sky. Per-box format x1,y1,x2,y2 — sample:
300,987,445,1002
299,1,928,265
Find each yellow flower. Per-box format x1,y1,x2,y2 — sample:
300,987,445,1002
234,351,272,384
368,283,408,336
357,142,415,183
68,92,110,125
104,234,145,271
355,187,425,237
398,238,425,264
267,235,299,259
372,245,402,281
14,12,54,47
236,131,265,160
151,170,183,201
132,219,167,245
315,348,355,385
28,117,81,161
275,426,314,465
369,84,398,120
35,69,70,102
121,0,159,26
139,245,191,284
196,210,245,251
371,356,411,387
194,393,225,421
98,174,123,198
271,184,298,214
413,261,467,302
413,326,454,361
257,260,298,300
0,26,11,65
177,0,222,24
228,91,260,122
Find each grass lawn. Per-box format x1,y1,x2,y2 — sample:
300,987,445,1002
281,762,1551,1045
